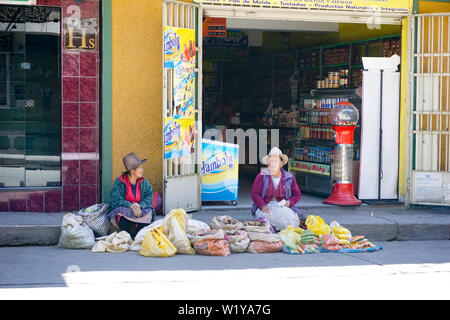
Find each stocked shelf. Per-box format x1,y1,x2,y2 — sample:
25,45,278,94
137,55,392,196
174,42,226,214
202,33,398,182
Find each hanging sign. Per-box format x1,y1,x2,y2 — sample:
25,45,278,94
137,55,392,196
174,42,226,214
194,0,410,14
289,160,331,176
203,17,227,38
64,5,98,51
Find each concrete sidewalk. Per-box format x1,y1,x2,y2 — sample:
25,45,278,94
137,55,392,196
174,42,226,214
0,204,449,246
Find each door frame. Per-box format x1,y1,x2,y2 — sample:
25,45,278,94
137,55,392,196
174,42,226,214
162,0,203,214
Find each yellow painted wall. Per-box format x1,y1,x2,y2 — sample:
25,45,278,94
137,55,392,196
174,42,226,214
111,0,163,192
111,0,194,193
419,0,450,13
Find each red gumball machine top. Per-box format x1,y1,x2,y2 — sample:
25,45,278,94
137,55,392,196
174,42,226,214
329,101,359,127
329,101,359,145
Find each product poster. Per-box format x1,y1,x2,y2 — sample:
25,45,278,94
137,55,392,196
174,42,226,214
164,26,197,159
164,115,196,160
201,139,239,202
164,26,196,69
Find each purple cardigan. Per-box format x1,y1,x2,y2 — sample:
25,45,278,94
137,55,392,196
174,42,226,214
251,169,303,220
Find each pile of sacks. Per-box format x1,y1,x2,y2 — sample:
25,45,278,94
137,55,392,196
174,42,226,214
278,226,319,254
185,215,283,255
279,214,381,254
242,219,282,253
208,216,283,254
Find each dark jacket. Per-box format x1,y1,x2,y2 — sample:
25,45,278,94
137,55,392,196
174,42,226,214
109,175,154,211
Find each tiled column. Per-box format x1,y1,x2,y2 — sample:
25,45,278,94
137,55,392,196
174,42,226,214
0,0,100,213
34,0,100,213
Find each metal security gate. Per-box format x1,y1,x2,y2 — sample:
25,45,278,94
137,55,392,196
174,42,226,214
408,13,450,206
163,0,202,213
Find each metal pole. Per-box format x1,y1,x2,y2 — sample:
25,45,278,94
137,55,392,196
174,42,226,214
378,69,384,200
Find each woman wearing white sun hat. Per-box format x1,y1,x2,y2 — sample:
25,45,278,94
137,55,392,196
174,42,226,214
251,147,305,231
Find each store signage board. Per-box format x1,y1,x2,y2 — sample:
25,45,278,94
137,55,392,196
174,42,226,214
194,0,410,14
412,172,444,203
0,0,36,4
203,17,227,38
289,160,330,176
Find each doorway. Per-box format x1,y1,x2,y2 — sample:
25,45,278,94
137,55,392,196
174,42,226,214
200,13,403,209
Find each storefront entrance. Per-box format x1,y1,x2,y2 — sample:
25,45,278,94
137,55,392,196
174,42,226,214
198,3,406,209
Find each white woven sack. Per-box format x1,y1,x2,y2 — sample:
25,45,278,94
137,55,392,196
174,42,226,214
78,203,110,237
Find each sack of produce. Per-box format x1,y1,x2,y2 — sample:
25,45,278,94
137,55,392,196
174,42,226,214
190,229,225,244
187,218,210,235
247,231,281,243
322,233,340,245
350,235,376,249
247,240,283,253
305,215,331,236
320,233,342,251
279,227,302,254
92,231,132,253
140,227,177,257
58,213,96,249
190,229,230,256
162,208,195,255
301,229,320,245
331,223,352,245
300,243,319,254
77,203,110,237
210,215,243,235
224,230,250,253
242,219,272,234
193,239,230,256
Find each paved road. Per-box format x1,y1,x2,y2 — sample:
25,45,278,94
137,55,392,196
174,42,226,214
1,240,449,299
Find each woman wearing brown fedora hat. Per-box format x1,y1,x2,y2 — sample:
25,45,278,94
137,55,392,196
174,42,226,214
251,147,305,232
107,152,155,239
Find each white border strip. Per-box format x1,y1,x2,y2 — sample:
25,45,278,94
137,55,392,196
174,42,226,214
61,153,99,160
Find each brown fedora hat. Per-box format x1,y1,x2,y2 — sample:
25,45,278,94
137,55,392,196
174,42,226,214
122,152,147,175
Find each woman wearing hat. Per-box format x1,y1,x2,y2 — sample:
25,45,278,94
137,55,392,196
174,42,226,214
107,152,155,239
251,147,304,231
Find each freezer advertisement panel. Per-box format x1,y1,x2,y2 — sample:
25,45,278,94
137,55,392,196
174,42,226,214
201,139,239,201
194,0,410,14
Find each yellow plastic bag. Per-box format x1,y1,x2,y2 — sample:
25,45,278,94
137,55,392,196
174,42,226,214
284,225,303,235
305,215,331,236
332,226,352,240
162,208,195,255
140,227,177,257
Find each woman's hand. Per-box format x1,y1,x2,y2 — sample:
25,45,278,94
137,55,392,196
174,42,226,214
131,203,142,217
262,206,270,214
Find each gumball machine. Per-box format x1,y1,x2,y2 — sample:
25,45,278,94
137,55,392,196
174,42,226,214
323,101,362,206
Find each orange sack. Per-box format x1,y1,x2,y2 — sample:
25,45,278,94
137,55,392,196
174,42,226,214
193,239,231,256
247,240,283,253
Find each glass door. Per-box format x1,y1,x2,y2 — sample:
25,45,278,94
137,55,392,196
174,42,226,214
0,5,61,188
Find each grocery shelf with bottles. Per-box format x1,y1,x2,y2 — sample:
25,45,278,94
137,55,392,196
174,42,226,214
202,31,399,183
289,88,362,196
